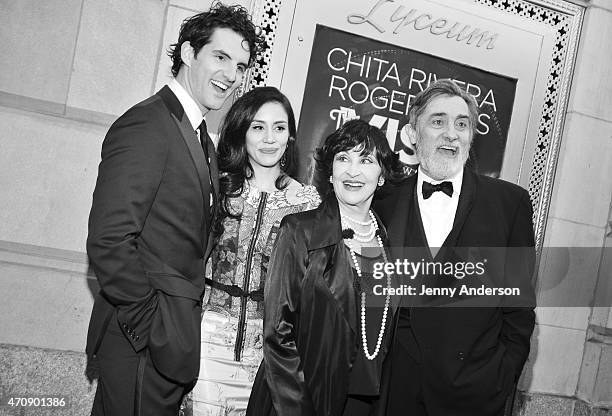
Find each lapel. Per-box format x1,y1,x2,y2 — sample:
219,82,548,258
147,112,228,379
308,195,342,250
307,196,357,337
157,86,209,205
158,86,214,254
204,135,220,261
207,138,220,203
441,168,477,250
410,181,433,255
398,175,431,252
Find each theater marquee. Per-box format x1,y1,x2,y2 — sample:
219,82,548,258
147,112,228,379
244,0,584,250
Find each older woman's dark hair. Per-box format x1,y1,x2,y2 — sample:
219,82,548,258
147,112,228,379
314,119,406,196
167,2,263,77
215,86,298,228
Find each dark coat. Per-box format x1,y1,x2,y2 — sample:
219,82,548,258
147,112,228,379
373,169,536,416
86,86,218,384
252,196,394,416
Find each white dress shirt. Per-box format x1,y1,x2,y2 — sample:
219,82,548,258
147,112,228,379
168,78,204,142
168,78,214,207
416,167,464,250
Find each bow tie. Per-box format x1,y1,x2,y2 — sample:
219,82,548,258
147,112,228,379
422,181,453,199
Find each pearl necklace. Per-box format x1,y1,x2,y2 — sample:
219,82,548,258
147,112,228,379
342,212,373,226
343,210,391,360
341,211,377,243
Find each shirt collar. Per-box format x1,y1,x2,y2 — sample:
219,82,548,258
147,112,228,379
168,78,204,130
417,166,464,198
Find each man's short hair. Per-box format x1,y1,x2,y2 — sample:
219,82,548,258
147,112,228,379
167,2,263,77
408,79,479,139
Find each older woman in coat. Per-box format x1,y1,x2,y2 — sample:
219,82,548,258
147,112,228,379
247,119,408,416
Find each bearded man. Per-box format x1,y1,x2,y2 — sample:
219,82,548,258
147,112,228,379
374,79,536,416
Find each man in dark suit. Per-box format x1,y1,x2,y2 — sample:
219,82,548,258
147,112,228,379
86,5,261,415
375,79,535,416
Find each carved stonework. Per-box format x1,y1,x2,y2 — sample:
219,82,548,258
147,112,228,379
474,0,584,249
238,0,283,96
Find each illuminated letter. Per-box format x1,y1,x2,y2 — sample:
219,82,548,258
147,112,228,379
370,86,389,110
409,68,427,91
346,51,367,77
481,89,497,111
348,81,369,104
381,62,401,86
477,113,490,135
329,75,347,100
327,47,347,71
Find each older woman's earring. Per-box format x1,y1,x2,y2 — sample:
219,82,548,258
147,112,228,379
280,153,287,170
378,177,385,187
329,175,333,183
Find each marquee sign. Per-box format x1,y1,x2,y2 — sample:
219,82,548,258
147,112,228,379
245,0,584,250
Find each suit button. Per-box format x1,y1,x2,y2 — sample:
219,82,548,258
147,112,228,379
458,351,465,360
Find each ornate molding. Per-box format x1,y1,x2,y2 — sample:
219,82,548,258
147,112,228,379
238,0,284,96
473,0,584,249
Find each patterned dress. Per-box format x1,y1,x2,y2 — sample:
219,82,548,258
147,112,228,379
190,180,320,416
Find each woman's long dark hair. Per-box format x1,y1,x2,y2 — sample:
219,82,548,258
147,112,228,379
214,86,298,235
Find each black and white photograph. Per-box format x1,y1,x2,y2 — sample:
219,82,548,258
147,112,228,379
0,0,610,415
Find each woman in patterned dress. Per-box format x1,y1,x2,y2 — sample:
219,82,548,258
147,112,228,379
189,86,320,416
246,120,407,416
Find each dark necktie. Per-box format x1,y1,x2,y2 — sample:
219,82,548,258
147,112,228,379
197,120,211,161
422,181,453,199
197,119,216,213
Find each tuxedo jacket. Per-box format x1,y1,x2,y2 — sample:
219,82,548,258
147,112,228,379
86,86,218,384
373,169,536,416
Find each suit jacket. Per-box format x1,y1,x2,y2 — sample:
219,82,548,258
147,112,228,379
256,196,395,416
86,86,219,384
373,169,536,416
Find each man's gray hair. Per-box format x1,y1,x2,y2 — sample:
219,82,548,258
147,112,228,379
408,79,479,139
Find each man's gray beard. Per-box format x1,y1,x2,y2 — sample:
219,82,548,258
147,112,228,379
416,146,469,180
